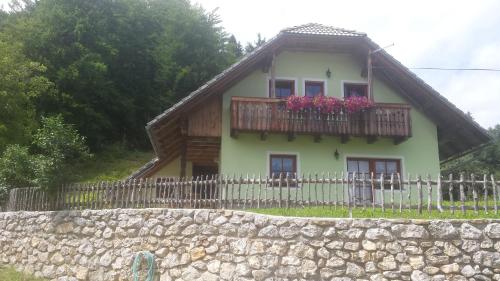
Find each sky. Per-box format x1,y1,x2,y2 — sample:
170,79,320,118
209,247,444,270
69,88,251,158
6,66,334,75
1,0,498,129
191,0,500,129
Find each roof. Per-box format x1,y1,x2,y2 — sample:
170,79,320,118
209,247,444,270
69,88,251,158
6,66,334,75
136,23,492,178
282,23,366,37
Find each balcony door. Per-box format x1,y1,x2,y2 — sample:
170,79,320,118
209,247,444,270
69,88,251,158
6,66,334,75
347,157,401,204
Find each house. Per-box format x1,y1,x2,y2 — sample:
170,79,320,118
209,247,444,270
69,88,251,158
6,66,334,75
131,23,490,202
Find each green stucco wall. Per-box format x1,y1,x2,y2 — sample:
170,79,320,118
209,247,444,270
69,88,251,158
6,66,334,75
220,51,440,202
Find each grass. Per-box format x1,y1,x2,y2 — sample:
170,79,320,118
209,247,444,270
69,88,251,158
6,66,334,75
0,266,46,281
76,145,153,182
249,206,500,219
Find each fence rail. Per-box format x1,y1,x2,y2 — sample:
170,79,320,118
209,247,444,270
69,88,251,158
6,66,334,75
2,173,500,215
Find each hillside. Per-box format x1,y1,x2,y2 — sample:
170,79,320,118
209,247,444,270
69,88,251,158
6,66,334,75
76,146,153,183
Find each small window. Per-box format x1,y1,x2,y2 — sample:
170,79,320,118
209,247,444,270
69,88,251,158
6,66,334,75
270,154,297,184
269,79,295,98
344,83,368,98
305,81,324,97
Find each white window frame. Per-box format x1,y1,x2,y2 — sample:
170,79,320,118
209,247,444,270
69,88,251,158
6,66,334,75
343,154,406,203
302,78,328,97
266,76,299,98
341,80,368,98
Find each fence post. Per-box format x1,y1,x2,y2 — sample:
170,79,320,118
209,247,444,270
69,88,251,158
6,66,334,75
397,173,403,213
436,174,443,212
334,172,338,209
371,172,375,211
286,173,290,209
417,175,422,214
459,173,466,215
294,173,299,207
483,174,488,214
243,174,249,209
250,174,256,209
471,173,478,214
362,173,367,210
278,173,282,208
426,174,432,213
341,172,345,209
380,173,385,213
491,175,498,215
349,172,354,218
390,173,395,213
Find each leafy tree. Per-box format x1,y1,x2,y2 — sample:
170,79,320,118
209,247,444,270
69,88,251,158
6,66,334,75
0,33,53,151
244,33,266,54
32,115,91,189
0,144,38,189
3,0,239,149
0,116,90,193
225,35,243,63
441,125,500,177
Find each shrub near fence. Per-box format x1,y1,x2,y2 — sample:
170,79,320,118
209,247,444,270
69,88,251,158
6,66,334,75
2,173,500,216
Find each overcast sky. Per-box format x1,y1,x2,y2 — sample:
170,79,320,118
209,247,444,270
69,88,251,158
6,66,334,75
1,0,499,129
192,0,500,129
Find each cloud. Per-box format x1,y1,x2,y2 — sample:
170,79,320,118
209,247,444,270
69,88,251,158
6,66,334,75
194,0,500,129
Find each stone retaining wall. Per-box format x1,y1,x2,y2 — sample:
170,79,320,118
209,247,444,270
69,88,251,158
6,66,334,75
1,209,500,281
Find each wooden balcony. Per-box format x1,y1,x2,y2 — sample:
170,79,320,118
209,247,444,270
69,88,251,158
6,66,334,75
230,97,412,143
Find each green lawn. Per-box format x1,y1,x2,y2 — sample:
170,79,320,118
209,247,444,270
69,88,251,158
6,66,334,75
250,206,500,219
0,267,46,281
76,146,153,182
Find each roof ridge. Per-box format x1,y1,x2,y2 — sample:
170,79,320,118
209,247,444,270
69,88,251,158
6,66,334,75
282,23,366,36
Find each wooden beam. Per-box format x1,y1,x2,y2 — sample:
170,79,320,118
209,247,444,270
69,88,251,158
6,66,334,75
260,132,268,141
287,132,296,142
180,137,187,178
341,135,350,144
230,129,239,139
270,52,276,98
314,134,322,143
393,136,408,145
367,136,377,144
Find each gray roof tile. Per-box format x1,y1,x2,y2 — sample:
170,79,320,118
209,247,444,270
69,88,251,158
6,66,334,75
282,23,365,37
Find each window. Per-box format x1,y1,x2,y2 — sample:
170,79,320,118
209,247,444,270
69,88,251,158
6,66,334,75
344,83,368,98
304,81,324,97
269,79,295,98
347,158,401,189
270,154,297,181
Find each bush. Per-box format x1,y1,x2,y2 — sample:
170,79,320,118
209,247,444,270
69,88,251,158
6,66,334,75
32,116,91,190
0,116,91,194
0,144,37,189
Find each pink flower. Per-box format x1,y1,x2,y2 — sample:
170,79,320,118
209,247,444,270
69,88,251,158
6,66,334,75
286,95,311,111
343,96,374,113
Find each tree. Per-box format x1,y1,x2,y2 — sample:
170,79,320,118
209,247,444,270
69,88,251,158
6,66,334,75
32,115,91,190
3,0,240,149
244,33,266,54
0,33,53,151
441,125,500,177
0,144,38,190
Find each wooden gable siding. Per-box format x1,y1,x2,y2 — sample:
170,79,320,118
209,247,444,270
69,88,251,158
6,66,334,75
187,97,222,137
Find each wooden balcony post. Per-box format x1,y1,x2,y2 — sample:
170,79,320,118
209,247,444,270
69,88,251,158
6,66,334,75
367,50,374,101
270,53,276,98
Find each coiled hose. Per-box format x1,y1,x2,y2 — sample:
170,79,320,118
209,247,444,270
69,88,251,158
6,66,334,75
132,251,155,281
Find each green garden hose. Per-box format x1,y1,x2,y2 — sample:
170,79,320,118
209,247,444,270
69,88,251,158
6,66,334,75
132,251,156,281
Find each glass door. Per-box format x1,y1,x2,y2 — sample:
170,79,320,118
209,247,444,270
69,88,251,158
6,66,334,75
347,159,373,204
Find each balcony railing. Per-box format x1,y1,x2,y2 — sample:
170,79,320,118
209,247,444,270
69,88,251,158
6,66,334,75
230,97,412,142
